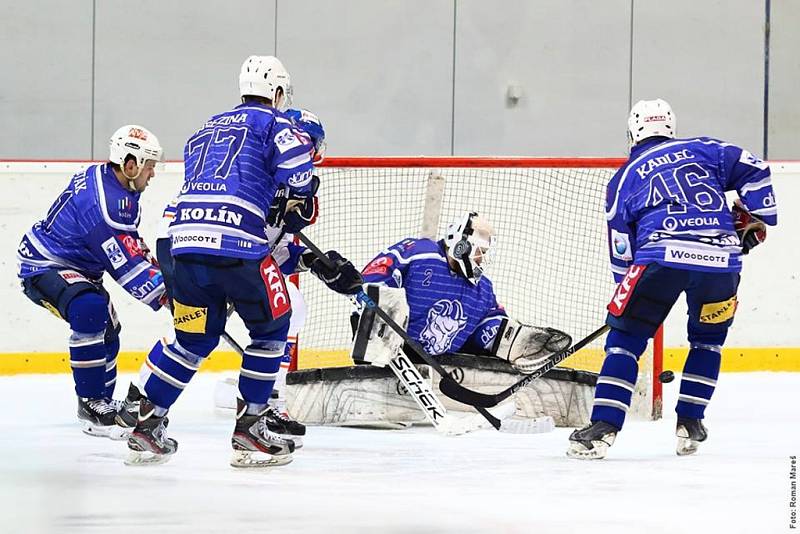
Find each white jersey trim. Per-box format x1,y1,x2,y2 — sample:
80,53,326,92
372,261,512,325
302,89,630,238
386,249,448,265
95,166,140,232
23,230,84,272
168,223,268,244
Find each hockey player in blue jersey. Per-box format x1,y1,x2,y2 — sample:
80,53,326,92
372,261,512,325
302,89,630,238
17,125,166,439
567,99,778,459
141,107,350,447
126,56,361,467
352,212,571,374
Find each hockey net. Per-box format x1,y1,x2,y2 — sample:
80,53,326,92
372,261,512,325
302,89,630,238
296,157,662,420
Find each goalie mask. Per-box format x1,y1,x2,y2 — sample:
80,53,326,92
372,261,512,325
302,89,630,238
443,212,496,284
627,98,675,150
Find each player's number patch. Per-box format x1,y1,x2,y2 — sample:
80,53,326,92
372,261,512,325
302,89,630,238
699,295,737,324
173,300,209,333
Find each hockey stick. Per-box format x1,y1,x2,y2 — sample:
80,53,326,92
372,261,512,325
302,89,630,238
294,231,507,431
221,303,245,355
439,324,611,408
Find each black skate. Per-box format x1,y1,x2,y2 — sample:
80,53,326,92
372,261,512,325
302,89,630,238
77,397,129,441
125,398,177,466
566,420,619,460
231,398,294,468
110,382,144,428
676,417,708,456
264,406,306,448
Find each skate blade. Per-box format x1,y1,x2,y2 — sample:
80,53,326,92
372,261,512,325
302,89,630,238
566,440,610,460
230,450,293,469
124,450,173,466
81,421,130,441
676,437,701,456
278,435,303,449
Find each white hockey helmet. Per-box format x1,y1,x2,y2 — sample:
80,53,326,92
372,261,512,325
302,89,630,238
627,99,676,150
239,55,292,111
108,125,164,169
443,211,497,284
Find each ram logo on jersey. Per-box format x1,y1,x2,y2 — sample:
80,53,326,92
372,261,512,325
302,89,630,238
419,299,468,355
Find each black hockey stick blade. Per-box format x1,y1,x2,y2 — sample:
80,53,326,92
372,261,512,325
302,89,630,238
439,324,611,408
294,231,503,430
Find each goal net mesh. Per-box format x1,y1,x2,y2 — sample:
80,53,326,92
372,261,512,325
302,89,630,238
295,159,659,419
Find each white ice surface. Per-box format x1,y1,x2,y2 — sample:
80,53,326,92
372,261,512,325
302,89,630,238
0,372,796,534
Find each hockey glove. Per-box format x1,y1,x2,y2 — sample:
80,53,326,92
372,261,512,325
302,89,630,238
732,199,767,254
267,175,320,234
305,250,364,295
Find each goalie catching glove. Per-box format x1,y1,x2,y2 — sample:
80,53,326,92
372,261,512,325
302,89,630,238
491,318,572,374
299,250,363,295
731,199,767,255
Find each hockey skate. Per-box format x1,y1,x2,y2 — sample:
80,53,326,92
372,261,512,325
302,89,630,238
676,417,708,456
77,397,130,441
231,398,295,468
566,420,619,459
110,382,144,429
263,406,306,448
125,398,177,466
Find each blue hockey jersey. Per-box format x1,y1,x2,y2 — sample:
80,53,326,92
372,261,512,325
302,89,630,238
362,238,507,355
606,137,777,283
17,164,165,309
169,102,315,259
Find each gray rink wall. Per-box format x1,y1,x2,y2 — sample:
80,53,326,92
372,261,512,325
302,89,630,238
1,0,798,160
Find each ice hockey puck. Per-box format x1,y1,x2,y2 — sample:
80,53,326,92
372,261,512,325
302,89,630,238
658,370,675,383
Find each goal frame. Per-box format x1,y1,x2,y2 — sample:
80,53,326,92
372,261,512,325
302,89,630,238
298,156,664,420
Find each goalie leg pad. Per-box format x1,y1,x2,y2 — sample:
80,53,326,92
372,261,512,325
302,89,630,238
351,285,409,367
491,318,572,373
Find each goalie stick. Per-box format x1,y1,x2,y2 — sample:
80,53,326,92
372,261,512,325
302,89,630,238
439,324,611,408
295,231,516,431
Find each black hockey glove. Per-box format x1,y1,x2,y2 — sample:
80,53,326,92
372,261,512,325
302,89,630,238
304,250,364,295
267,175,320,233
732,199,767,254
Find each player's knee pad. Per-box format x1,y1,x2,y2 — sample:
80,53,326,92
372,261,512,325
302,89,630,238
605,328,649,359
67,291,109,334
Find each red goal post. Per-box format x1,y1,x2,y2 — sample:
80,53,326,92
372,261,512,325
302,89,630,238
295,157,663,420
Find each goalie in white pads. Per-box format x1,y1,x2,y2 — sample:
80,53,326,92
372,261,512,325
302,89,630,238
347,212,571,431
